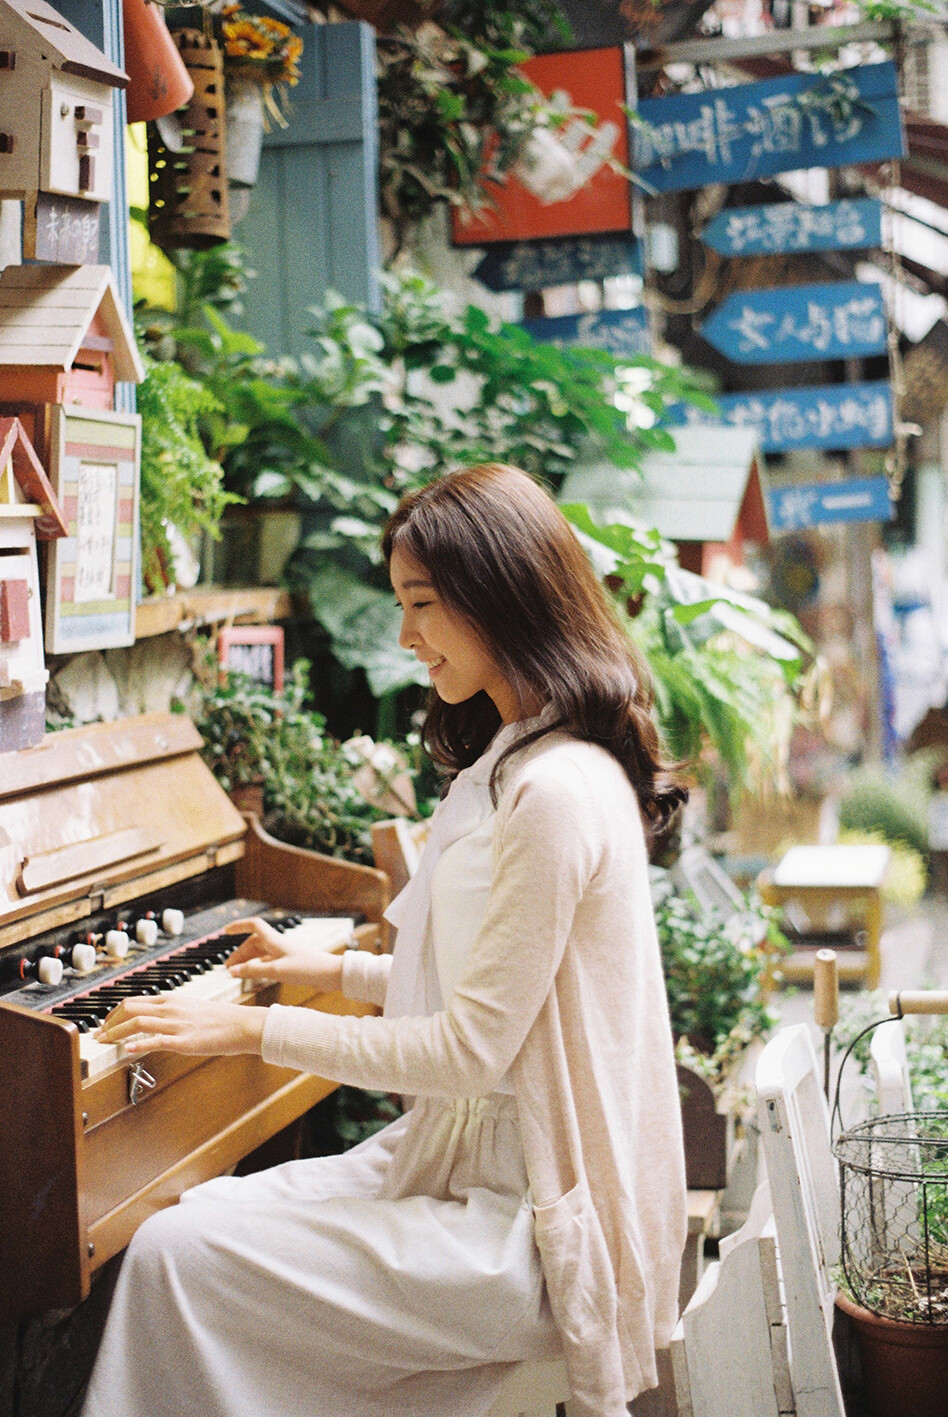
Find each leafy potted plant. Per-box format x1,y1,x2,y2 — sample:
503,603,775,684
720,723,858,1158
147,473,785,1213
654,881,787,1188
136,352,243,594
829,997,948,1417
217,4,304,198
191,659,426,862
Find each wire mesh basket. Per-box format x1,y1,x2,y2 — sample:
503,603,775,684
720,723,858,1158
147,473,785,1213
835,1112,948,1324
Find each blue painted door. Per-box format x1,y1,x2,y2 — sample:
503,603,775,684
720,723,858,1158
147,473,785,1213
237,20,381,358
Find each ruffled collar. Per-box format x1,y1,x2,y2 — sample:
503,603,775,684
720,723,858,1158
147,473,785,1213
460,702,558,786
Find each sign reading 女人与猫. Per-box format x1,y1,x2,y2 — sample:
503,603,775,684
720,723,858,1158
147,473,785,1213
634,62,904,195
473,237,643,293
700,198,882,258
667,380,894,453
700,280,888,364
768,475,894,531
521,307,651,358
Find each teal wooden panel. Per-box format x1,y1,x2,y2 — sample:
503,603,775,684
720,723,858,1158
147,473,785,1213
237,20,381,358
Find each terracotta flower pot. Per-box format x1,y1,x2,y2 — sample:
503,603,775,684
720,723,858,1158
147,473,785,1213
835,1289,948,1417
122,0,194,122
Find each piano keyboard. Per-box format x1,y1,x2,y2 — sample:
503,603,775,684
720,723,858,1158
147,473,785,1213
47,914,355,1079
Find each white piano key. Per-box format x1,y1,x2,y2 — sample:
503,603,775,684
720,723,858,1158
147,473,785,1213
275,917,354,951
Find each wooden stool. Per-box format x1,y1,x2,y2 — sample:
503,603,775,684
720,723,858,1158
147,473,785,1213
759,843,890,989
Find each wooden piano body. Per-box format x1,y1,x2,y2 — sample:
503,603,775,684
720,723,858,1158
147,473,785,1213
0,713,389,1323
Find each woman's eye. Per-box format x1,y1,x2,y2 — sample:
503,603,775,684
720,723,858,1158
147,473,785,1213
411,601,432,610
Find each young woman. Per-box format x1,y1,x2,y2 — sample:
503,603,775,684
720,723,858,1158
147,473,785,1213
85,463,688,1417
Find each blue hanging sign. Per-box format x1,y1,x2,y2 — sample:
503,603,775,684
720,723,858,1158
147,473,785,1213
700,281,888,365
634,62,905,195
768,475,894,531
701,198,883,258
521,307,651,357
667,380,894,453
473,237,642,293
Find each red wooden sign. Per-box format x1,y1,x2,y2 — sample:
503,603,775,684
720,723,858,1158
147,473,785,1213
451,46,633,247
218,625,285,691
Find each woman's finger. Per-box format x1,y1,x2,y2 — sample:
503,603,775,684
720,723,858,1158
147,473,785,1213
227,957,279,978
223,917,285,964
98,996,176,1041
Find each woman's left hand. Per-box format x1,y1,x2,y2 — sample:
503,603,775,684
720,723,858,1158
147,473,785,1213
96,996,267,1058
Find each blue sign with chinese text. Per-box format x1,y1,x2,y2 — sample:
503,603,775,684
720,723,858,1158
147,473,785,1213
701,198,882,258
667,380,894,453
768,475,894,530
521,307,651,357
701,281,888,364
474,237,642,292
634,62,904,195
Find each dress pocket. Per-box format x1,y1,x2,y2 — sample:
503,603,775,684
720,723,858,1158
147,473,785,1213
532,1179,617,1344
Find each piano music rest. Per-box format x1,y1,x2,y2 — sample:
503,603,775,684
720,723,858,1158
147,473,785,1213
0,713,390,1322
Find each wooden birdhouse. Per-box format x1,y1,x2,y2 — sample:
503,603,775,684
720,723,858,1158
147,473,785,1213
0,416,67,751
0,0,128,259
0,263,144,429
561,426,771,579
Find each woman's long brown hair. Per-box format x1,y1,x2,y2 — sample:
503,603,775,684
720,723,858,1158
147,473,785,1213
382,463,687,836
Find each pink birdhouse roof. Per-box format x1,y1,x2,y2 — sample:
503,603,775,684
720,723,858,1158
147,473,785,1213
0,263,144,382
0,416,68,539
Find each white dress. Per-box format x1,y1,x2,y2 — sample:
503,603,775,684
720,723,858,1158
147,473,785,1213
82,746,560,1417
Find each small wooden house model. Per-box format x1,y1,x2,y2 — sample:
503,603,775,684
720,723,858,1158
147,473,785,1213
0,0,126,208
0,263,144,414
561,426,770,578
0,416,67,751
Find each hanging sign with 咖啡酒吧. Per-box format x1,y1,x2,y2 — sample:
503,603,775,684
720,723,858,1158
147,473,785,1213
633,63,905,195
700,198,882,258
699,281,888,365
666,380,894,453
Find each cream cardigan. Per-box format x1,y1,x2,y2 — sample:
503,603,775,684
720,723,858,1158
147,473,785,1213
261,732,687,1416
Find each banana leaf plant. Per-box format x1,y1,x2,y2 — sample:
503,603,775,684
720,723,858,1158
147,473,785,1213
560,503,816,800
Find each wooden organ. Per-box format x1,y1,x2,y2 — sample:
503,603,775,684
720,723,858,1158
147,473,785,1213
0,712,389,1322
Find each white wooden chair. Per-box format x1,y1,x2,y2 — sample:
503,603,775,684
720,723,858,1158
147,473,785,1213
869,1015,913,1117
755,1025,845,1417
671,1180,794,1417
867,1017,919,1255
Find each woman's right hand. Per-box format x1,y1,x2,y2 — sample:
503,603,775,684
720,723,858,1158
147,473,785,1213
224,917,346,992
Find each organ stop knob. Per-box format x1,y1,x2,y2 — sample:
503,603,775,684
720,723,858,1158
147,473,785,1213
104,929,130,959
19,955,64,986
162,908,184,936
136,918,159,946
71,942,97,974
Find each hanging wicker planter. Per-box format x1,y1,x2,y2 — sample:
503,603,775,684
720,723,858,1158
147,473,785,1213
148,26,230,250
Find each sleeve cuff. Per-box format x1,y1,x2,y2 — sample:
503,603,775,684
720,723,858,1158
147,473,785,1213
340,950,392,1007
261,1003,339,1074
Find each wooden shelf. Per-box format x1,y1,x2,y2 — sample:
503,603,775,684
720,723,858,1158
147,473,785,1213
134,587,294,640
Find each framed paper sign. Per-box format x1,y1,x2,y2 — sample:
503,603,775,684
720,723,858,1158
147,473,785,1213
44,405,141,654
218,625,285,691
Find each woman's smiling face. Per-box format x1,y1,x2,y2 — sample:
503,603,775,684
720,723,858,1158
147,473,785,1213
390,546,520,723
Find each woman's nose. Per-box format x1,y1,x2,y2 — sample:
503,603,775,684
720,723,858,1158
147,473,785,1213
398,612,415,650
